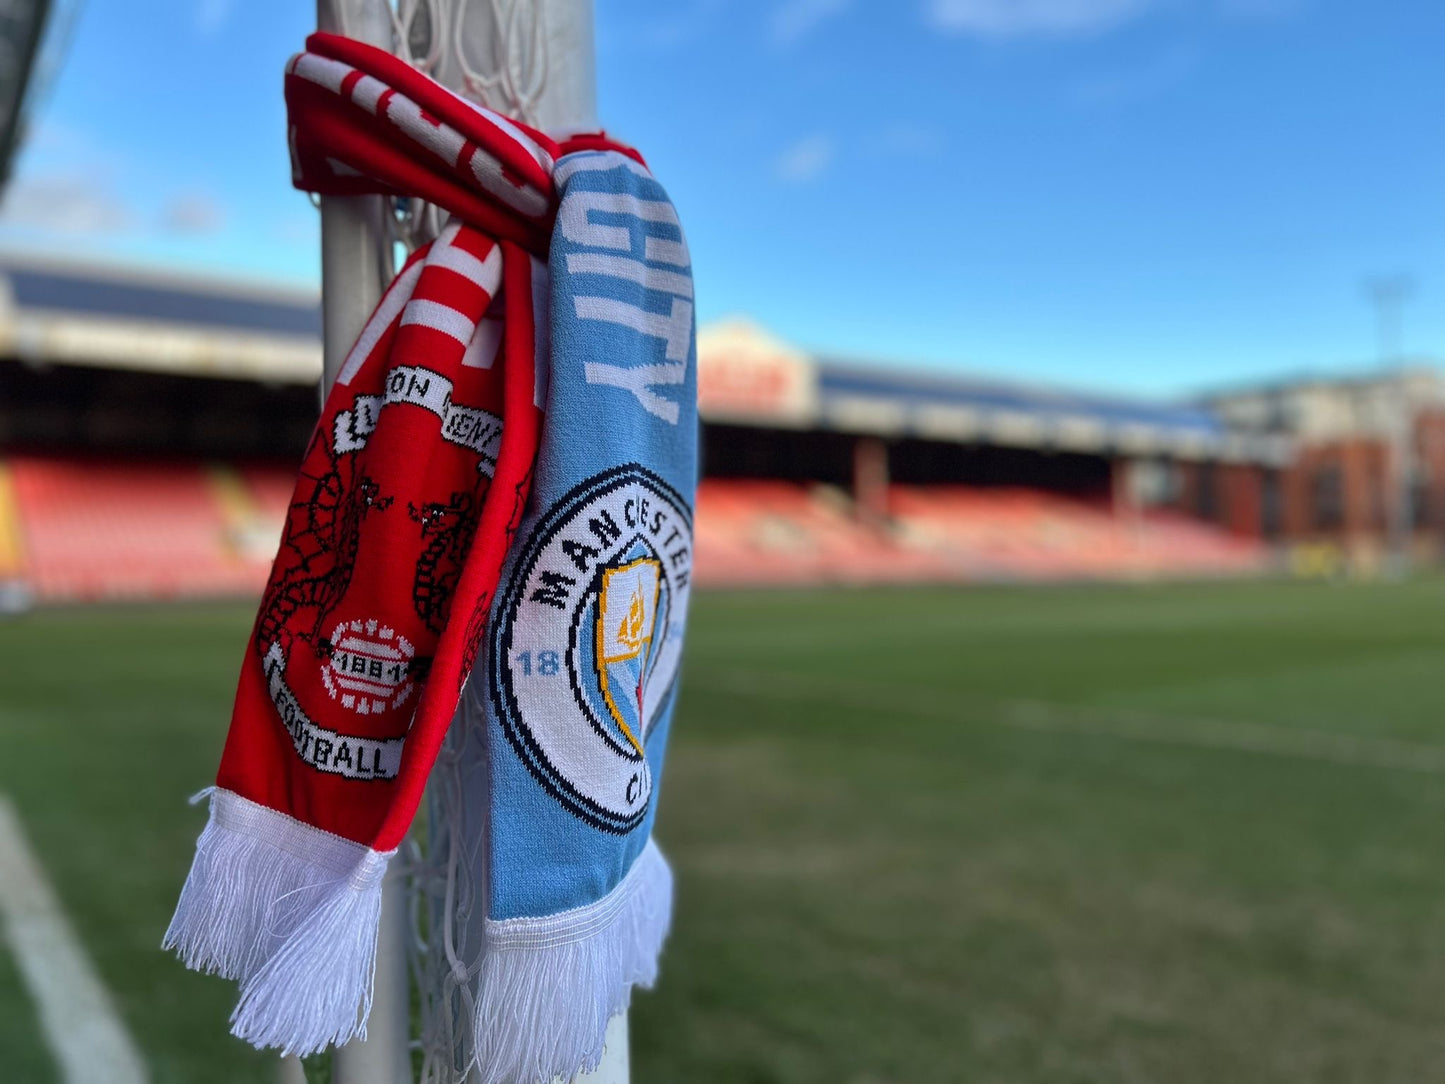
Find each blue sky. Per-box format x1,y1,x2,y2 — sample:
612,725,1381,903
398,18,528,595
2,0,1441,395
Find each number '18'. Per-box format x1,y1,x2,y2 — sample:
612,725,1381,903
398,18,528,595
516,650,560,676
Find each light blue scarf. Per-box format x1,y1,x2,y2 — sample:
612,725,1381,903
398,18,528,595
430,147,696,1084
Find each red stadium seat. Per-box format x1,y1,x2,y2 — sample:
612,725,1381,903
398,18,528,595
7,456,276,603
0,458,1267,600
693,480,1266,587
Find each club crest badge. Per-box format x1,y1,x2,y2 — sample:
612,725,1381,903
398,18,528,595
321,617,417,715
492,464,692,833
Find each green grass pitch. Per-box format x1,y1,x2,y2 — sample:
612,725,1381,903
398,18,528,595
4,579,1445,1082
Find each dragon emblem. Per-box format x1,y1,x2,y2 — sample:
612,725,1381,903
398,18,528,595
257,429,394,660
409,491,479,635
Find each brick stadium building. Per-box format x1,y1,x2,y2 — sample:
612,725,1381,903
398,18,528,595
1209,371,1445,574
0,252,1425,606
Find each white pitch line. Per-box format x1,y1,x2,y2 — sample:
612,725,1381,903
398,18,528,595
693,668,1445,776
0,794,148,1084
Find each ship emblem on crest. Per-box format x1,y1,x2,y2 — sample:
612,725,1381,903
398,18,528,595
596,558,661,756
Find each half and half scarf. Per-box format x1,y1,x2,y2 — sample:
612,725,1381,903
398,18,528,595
164,33,696,1083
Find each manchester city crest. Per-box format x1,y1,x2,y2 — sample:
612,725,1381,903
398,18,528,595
491,464,692,833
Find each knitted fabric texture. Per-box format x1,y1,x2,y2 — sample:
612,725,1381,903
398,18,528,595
164,33,695,1080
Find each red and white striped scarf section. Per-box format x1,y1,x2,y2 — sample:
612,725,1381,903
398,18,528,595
287,32,560,253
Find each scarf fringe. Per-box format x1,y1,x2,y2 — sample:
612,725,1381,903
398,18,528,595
472,839,672,1084
162,789,394,1057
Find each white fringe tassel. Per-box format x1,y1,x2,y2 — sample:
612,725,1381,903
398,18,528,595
473,839,673,1084
162,788,394,1058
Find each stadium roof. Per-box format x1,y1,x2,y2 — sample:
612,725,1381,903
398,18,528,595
6,262,321,336
817,361,1225,451
0,252,322,383
0,255,1285,463
700,321,1287,464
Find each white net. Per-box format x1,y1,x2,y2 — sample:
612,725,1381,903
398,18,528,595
410,700,488,1081
380,0,550,266
449,0,550,128
375,3,556,1079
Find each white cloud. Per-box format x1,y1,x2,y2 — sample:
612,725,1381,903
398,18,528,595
876,120,946,158
924,0,1157,39
161,192,225,235
1217,0,1303,19
0,174,130,235
775,134,834,183
600,0,728,53
1,120,232,243
197,0,235,37
771,0,852,46
26,119,90,156
269,213,318,247
1069,44,1198,106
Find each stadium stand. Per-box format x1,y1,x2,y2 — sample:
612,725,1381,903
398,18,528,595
0,258,1282,603
0,465,1267,603
6,457,274,602
694,479,1265,587
889,486,1263,580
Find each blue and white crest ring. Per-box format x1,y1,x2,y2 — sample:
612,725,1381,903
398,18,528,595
491,463,693,833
